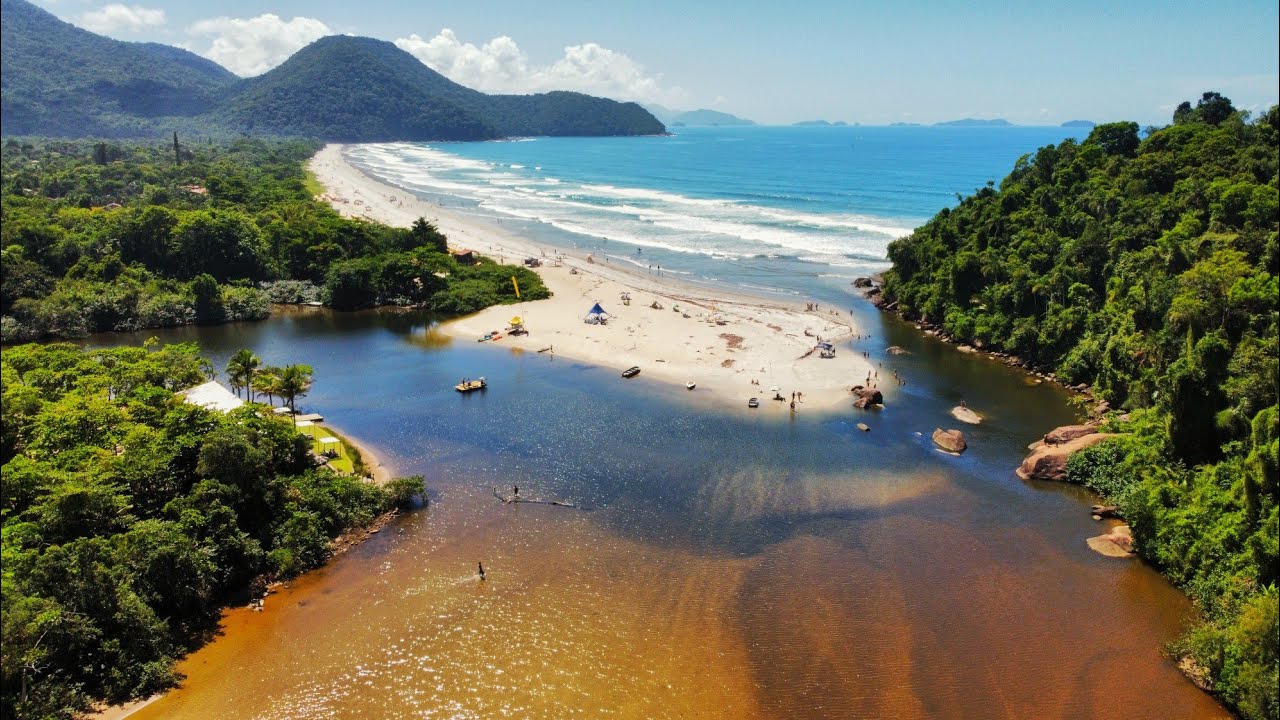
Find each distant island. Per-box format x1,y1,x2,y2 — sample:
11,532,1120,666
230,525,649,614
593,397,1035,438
644,104,755,126
0,0,664,140
1061,119,1096,128
792,120,849,127
934,118,1013,127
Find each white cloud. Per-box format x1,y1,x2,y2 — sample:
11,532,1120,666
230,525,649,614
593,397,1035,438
186,14,333,77
78,4,166,34
395,29,687,105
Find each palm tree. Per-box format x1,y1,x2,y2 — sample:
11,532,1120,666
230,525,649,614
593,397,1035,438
253,367,283,407
226,349,261,401
277,364,314,424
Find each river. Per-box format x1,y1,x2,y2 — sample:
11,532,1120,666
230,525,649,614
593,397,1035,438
97,304,1226,719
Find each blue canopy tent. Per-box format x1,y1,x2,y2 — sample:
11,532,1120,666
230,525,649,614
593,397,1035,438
584,302,609,325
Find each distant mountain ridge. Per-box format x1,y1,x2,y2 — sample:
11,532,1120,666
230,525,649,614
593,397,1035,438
644,105,755,126
0,0,664,140
935,118,1013,127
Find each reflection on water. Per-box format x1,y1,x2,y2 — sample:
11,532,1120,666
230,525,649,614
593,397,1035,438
109,309,1225,719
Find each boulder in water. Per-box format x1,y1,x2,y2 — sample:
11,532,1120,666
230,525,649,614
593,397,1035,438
851,386,883,409
886,345,909,355
853,277,874,288
1016,431,1117,481
951,406,982,424
1086,524,1135,557
932,428,967,453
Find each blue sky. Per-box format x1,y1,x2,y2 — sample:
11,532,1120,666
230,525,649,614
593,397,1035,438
33,0,1280,125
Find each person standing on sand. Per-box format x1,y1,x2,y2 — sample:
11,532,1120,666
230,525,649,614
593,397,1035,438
513,485,519,499
478,561,486,581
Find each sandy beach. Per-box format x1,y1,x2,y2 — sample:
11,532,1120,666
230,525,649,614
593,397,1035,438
309,144,878,412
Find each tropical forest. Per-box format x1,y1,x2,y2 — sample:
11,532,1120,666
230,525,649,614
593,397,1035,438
883,93,1279,719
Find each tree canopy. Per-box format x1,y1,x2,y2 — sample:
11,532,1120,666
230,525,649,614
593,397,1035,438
0,342,404,719
883,94,1279,719
1,137,550,342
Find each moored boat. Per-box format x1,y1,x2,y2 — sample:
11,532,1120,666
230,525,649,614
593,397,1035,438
622,366,641,378
686,381,696,390
748,397,760,408
455,377,487,392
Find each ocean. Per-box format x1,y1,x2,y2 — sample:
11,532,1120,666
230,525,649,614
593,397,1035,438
344,125,1089,302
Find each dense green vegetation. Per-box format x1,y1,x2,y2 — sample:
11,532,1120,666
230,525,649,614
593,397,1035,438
1,137,550,342
0,342,425,718
884,93,1278,718
0,0,665,140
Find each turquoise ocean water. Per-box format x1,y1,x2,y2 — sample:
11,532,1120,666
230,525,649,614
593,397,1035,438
345,125,1088,303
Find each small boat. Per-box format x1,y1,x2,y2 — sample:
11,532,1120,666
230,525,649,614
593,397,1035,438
686,382,696,390
455,377,487,392
621,366,641,378
748,397,760,408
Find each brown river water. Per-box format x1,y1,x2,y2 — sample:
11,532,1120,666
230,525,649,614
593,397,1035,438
106,309,1226,719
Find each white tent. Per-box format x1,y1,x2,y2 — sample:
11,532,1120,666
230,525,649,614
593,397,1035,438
178,381,244,413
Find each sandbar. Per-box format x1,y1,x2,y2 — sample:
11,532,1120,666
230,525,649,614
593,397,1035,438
309,144,878,413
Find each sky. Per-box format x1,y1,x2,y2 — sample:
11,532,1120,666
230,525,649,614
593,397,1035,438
31,0,1280,125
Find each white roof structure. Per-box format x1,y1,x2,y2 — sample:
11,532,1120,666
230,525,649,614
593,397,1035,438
178,381,245,413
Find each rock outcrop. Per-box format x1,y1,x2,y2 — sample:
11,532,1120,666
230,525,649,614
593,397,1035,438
852,277,874,288
1043,424,1098,445
1017,430,1117,481
851,386,883,409
932,428,967,453
886,345,909,355
1086,524,1136,557
951,406,981,424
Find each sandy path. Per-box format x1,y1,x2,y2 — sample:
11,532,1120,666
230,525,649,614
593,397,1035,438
309,144,876,413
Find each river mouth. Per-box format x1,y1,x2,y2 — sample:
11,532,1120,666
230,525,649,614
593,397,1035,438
108,309,1224,719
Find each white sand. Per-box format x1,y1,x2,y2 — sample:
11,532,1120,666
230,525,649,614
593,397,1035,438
309,144,878,413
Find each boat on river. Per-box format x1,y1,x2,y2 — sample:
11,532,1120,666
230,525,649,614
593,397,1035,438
622,366,641,378
455,377,487,392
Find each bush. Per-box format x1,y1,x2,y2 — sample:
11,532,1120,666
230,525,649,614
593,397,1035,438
260,279,322,304
429,279,499,314
221,286,270,322
136,292,195,328
386,475,426,508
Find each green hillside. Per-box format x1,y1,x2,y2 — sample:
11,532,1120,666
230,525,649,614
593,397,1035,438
215,36,665,141
883,93,1278,718
0,0,665,140
0,0,237,137
213,36,498,142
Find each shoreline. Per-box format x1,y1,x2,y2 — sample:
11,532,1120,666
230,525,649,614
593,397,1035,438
322,422,395,485
309,144,878,413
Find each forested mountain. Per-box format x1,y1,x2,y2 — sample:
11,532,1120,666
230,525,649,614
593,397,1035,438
0,0,665,140
884,93,1278,719
0,0,237,137
216,36,664,141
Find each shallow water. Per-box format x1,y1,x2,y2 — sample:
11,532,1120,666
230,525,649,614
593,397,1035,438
107,307,1226,719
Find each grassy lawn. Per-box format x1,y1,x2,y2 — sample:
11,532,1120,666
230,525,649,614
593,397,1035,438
296,422,356,474
302,168,325,198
